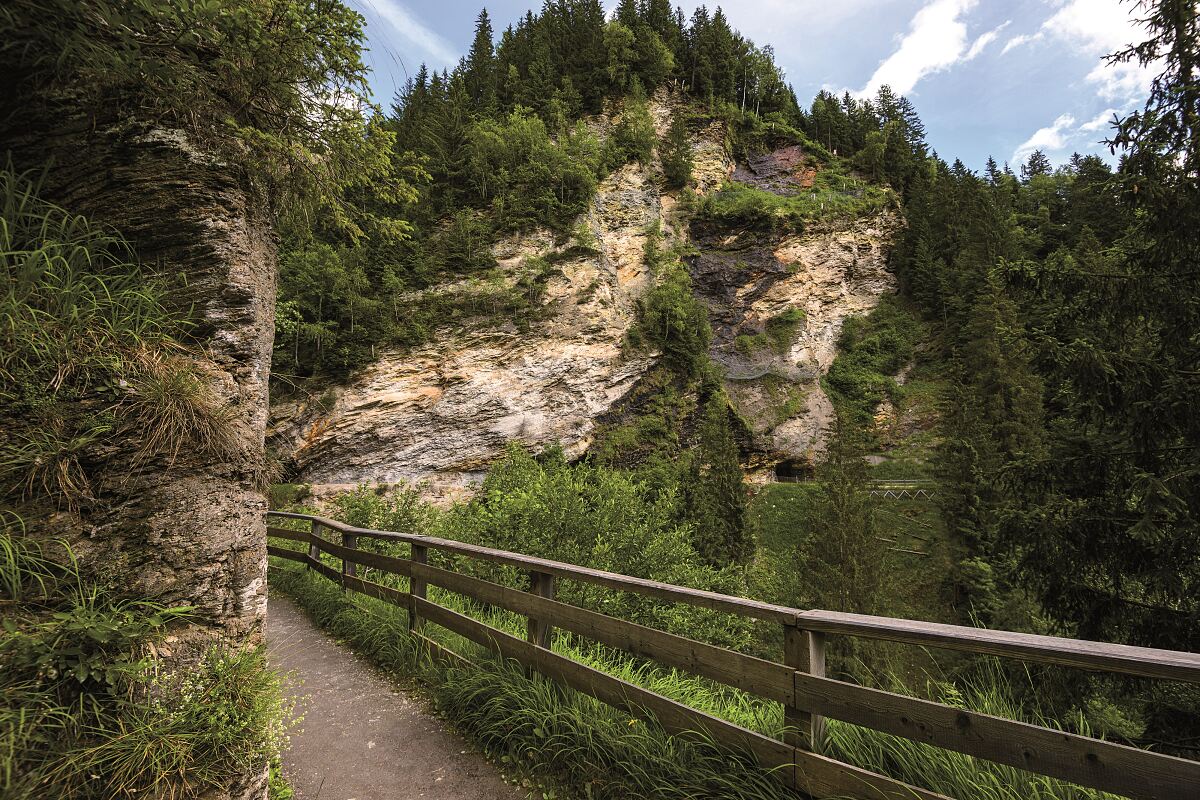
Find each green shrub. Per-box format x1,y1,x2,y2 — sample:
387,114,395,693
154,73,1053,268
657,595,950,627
823,296,922,426
691,170,892,233
605,79,656,168
631,264,712,375
268,483,311,510
437,446,752,649
0,530,291,800
736,309,806,356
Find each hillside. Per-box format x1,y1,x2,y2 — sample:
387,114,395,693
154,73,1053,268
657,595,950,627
2,1,1197,798
268,88,903,500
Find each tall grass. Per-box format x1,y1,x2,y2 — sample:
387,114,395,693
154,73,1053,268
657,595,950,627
269,558,1118,800
0,527,292,799
0,165,235,504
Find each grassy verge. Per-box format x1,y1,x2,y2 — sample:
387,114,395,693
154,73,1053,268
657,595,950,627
269,561,793,800
269,555,1117,800
0,531,292,800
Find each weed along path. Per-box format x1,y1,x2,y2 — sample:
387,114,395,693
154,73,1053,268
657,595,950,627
266,595,527,800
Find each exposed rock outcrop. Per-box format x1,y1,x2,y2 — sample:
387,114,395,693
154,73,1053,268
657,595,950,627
270,160,662,502
271,91,898,498
4,102,275,799
696,212,901,473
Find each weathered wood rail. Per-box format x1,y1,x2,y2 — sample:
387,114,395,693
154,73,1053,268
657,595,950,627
266,511,1200,800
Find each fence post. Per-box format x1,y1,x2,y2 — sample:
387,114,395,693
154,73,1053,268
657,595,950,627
341,530,357,589
783,623,826,751
307,520,321,568
526,570,556,648
409,542,427,633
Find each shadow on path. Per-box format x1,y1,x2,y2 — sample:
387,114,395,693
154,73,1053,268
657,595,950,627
266,595,527,800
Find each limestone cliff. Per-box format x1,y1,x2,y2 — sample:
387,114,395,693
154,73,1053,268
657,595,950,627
270,90,899,499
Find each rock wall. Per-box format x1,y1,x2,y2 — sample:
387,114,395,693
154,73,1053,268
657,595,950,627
4,115,273,640
696,212,901,476
271,90,898,498
4,102,275,799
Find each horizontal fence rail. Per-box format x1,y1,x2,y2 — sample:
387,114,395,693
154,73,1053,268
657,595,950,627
265,511,1200,800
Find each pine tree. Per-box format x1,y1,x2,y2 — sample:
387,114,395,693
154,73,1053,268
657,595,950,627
660,109,692,188
465,8,497,110
689,394,752,566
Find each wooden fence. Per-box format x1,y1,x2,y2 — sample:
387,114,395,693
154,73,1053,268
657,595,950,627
266,510,1200,800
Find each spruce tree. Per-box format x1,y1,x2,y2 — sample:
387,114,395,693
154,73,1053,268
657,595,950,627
660,109,692,188
807,419,889,616
689,394,752,567
465,8,497,110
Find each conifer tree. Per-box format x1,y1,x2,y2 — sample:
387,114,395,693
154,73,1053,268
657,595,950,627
688,394,752,567
465,8,497,110
1020,149,1052,180
660,109,692,188
807,420,888,616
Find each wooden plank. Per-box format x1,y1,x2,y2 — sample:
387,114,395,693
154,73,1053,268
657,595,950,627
307,519,322,566
796,611,1200,684
784,626,825,751
347,526,797,623
266,544,308,563
312,537,412,577
526,571,555,649
409,543,427,633
268,510,354,534
347,546,413,577
341,573,412,611
409,560,793,705
341,532,358,579
793,671,1200,800
266,526,310,543
310,558,342,585
412,630,474,669
412,596,949,800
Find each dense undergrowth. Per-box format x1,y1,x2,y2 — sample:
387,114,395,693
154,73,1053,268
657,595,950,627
689,171,894,233
0,528,292,800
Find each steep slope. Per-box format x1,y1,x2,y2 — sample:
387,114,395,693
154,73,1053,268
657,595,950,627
269,91,899,499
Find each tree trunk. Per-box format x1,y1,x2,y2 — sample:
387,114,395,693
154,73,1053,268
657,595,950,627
3,100,275,799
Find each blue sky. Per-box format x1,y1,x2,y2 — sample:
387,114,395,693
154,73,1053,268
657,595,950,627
347,0,1155,170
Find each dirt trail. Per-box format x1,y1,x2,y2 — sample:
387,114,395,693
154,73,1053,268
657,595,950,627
266,596,526,800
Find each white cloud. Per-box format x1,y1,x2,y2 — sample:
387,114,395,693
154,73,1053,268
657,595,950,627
1040,0,1142,53
1079,107,1119,133
1086,59,1155,103
856,0,982,97
1000,0,1153,105
1012,113,1076,163
965,20,1010,60
1001,32,1037,54
1013,107,1126,163
367,0,459,67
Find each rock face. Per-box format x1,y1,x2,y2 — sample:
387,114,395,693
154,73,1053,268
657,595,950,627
271,90,898,497
694,212,901,475
3,104,274,798
270,159,662,503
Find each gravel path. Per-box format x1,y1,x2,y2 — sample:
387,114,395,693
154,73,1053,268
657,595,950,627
266,595,526,800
